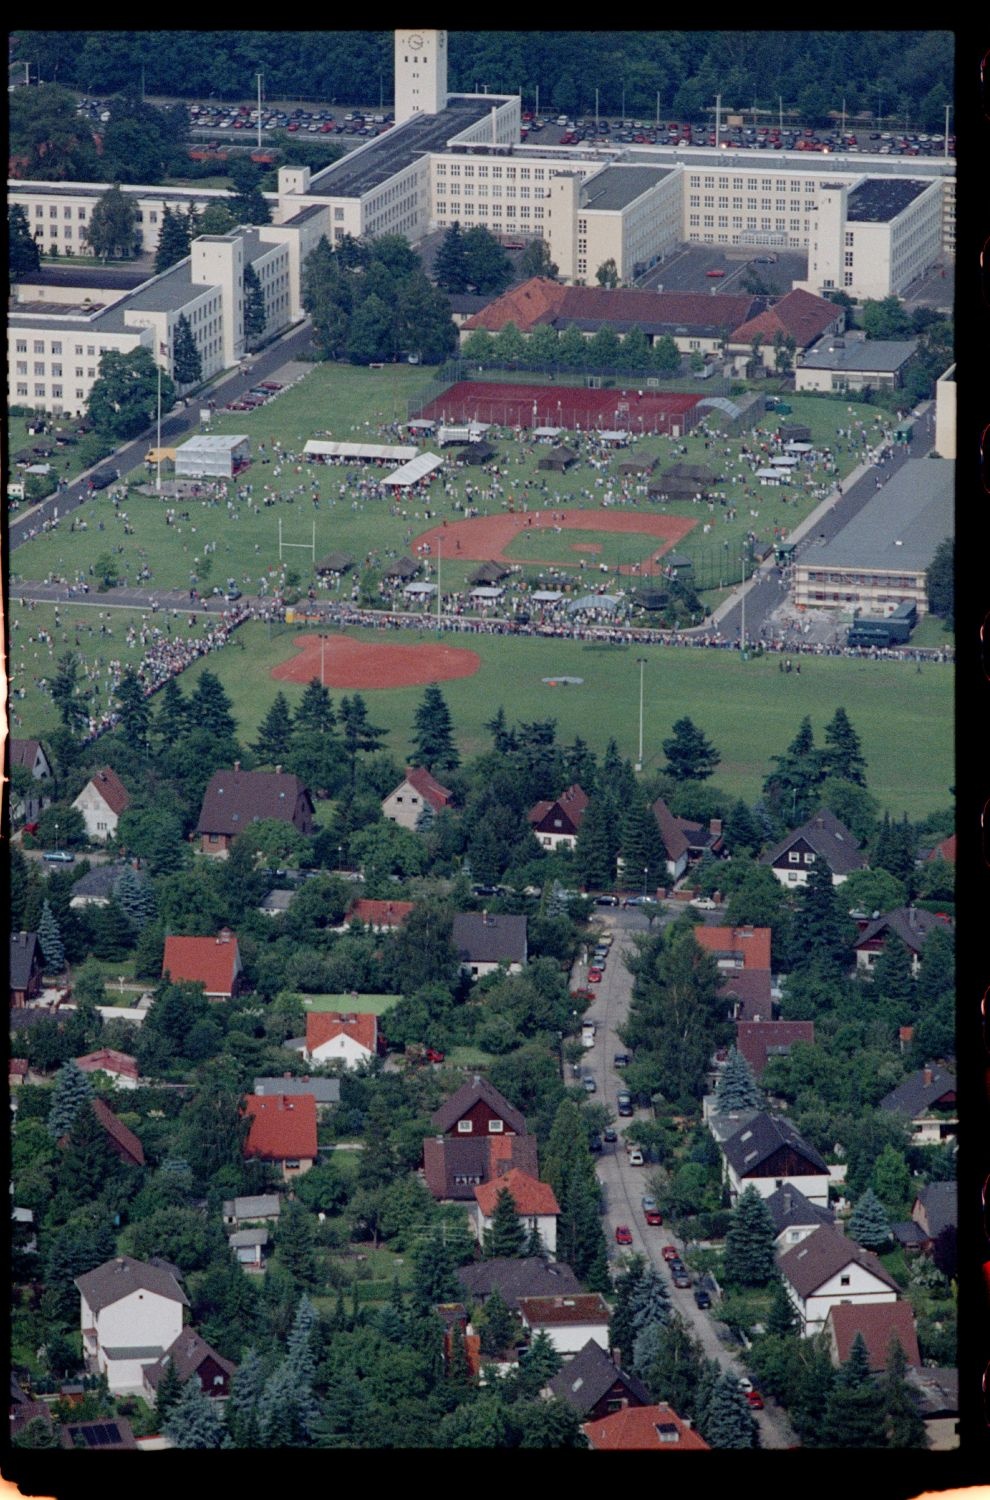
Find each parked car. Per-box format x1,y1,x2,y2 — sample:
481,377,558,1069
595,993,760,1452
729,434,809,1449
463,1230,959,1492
596,933,613,948
595,894,619,907
616,1092,633,1115
737,1377,754,1393
425,1048,445,1063
662,1245,680,1262
672,1270,692,1288
705,269,725,277
746,1390,765,1409
693,1288,712,1309
615,1225,633,1245
603,1127,618,1144
44,849,75,863
613,1053,630,1068
90,468,118,489
690,896,717,910
582,1076,597,1093
627,1149,645,1166
589,1133,603,1153
641,1195,658,1212
588,968,603,984
645,1208,663,1225
225,587,242,601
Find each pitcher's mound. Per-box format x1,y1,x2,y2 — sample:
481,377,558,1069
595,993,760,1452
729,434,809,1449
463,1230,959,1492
272,634,481,690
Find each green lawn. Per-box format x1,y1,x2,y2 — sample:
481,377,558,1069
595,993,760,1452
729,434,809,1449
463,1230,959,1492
301,993,400,1014
503,526,662,568
177,620,953,819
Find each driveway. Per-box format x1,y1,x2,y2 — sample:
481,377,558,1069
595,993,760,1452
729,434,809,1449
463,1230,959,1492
573,914,796,1448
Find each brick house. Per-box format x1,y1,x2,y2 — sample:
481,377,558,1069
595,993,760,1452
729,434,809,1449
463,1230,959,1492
10,737,52,822
424,1074,537,1202
825,1300,921,1372
735,1020,815,1079
71,766,131,842
196,764,314,855
75,1049,140,1089
716,1111,830,1206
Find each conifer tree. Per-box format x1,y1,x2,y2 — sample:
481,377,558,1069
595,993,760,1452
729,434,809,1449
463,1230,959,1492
483,1188,525,1258
723,799,764,857
155,677,190,744
410,682,459,775
881,1337,928,1448
524,1219,545,1257
114,668,150,745
433,221,470,293
766,1278,800,1337
113,866,157,932
224,1346,265,1448
162,1376,228,1448
608,1258,647,1364
253,691,295,767
154,205,193,274
47,1059,93,1140
713,1047,763,1113
515,1329,561,1396
573,795,618,891
703,1371,759,1448
172,313,202,386
822,707,867,786
871,932,914,1009
38,898,65,972
188,670,237,742
821,1332,886,1447
793,855,845,971
639,1318,706,1416
243,262,267,347
411,1227,458,1309
628,1266,672,1333
153,1356,185,1425
293,678,336,735
619,798,667,892
662,717,721,782
723,1184,776,1286
847,1188,892,1251
479,1287,516,1357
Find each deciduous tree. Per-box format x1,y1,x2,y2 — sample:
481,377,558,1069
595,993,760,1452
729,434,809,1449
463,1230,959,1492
85,183,139,261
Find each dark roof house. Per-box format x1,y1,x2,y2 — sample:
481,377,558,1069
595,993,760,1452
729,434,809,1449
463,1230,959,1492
455,1257,582,1311
736,1020,815,1078
423,1131,539,1200
720,1112,829,1200
430,1074,528,1137
196,765,314,850
452,912,528,972
549,1339,651,1418
9,931,42,1005
762,807,866,884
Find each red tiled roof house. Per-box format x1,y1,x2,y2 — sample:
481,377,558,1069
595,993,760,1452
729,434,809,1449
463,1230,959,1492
303,1011,378,1070
162,930,243,999
381,766,452,831
473,1168,560,1257
243,1093,317,1181
583,1403,710,1450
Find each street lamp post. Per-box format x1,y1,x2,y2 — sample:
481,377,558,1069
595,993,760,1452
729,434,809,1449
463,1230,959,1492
54,821,59,855
740,550,747,653
642,866,649,900
635,656,647,771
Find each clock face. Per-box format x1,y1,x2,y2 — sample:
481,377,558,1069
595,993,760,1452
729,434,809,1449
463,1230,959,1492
408,33,424,49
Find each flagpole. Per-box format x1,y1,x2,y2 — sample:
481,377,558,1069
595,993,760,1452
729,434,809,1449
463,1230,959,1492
156,356,162,494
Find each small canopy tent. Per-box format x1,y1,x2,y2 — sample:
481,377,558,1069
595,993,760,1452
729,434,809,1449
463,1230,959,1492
382,453,443,487
566,593,622,614
303,441,417,462
468,586,504,602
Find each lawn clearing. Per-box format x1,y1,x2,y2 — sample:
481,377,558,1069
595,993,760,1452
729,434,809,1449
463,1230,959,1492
180,621,952,820
301,994,401,1015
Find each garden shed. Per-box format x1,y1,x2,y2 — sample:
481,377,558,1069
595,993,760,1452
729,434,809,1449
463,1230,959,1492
174,434,250,479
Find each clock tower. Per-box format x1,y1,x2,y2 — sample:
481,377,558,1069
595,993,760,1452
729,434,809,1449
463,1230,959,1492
394,29,447,124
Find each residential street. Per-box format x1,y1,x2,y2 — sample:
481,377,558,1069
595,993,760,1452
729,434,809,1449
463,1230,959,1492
573,910,797,1449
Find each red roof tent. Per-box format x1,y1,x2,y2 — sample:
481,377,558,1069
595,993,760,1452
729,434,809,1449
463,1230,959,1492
243,1093,317,1163
693,925,772,971
305,1011,378,1056
162,932,240,997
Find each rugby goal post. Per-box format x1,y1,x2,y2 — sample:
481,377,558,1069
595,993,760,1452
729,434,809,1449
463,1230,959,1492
278,518,316,563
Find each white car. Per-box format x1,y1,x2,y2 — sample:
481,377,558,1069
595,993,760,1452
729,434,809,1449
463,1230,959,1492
627,1149,644,1166
691,896,717,910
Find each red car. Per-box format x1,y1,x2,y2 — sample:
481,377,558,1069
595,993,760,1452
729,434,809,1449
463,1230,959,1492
661,1245,680,1262
588,968,603,984
706,269,725,277
644,1209,663,1226
425,1047,445,1064
615,1225,633,1245
745,1391,765,1410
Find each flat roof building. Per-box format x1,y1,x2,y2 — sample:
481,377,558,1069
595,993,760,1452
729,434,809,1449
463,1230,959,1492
793,459,954,615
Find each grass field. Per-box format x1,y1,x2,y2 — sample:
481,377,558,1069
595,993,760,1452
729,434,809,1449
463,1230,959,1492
503,527,663,568
11,364,882,605
301,994,401,1014
173,620,953,819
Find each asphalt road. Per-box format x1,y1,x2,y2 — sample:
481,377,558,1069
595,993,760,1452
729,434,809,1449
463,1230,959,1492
9,319,320,553
572,910,796,1448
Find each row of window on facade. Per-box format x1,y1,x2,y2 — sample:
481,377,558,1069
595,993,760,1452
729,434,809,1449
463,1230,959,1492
688,216,812,231
689,176,823,193
437,164,548,181
689,196,817,212
435,205,545,220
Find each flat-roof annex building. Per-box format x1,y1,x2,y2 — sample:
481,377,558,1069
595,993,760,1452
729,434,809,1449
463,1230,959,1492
792,458,954,616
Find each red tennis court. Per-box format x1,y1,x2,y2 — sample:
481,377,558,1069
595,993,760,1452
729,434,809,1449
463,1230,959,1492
413,380,703,435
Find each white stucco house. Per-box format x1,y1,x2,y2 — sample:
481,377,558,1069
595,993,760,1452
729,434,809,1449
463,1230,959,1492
75,1255,188,1395
71,766,131,842
303,1011,378,1069
472,1168,560,1258
516,1294,612,1358
777,1225,901,1337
